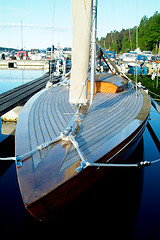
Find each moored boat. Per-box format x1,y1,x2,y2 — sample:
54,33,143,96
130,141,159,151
15,0,151,221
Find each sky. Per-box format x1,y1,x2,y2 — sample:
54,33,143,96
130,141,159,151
0,0,159,50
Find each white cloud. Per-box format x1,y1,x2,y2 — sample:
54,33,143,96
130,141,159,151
0,23,72,32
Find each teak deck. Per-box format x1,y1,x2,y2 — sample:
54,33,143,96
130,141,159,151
15,73,151,220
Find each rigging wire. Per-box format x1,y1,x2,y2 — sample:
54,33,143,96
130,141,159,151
50,0,56,83
135,0,139,97
131,78,160,100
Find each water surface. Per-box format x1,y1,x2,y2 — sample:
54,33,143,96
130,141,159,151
0,69,46,142
0,107,159,239
0,71,160,239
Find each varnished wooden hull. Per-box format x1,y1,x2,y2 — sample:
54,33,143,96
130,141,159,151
15,74,151,221
26,118,147,221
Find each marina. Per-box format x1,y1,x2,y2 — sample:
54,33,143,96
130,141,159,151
0,48,160,238
0,105,160,239
0,0,160,239
10,0,153,222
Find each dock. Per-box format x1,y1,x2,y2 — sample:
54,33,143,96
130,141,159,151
0,74,61,116
0,60,49,70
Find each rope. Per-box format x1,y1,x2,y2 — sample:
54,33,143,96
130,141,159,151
133,79,160,99
85,161,151,168
148,90,160,98
0,157,18,161
64,134,158,171
0,135,62,166
151,159,160,164
0,106,83,167
0,133,160,170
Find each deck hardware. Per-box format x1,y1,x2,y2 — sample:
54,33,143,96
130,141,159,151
16,157,23,168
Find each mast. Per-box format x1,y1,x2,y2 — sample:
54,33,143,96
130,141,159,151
21,20,23,50
90,0,97,105
136,0,138,97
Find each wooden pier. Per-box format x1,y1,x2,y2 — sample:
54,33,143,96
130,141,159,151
0,60,49,70
0,74,61,116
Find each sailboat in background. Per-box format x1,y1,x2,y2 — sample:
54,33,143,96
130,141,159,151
15,0,151,221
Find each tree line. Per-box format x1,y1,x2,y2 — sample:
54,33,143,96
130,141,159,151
98,11,160,54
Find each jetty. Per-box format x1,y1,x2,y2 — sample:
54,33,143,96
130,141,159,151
0,74,61,116
0,60,49,70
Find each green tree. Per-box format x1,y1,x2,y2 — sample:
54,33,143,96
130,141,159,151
97,12,160,53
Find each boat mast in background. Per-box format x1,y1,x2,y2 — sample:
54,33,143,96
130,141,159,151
21,20,23,50
90,0,97,105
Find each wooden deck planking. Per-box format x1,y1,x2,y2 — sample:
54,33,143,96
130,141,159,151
17,80,143,173
28,90,55,168
24,85,76,169
77,104,138,147
82,98,141,151
30,93,47,166
68,91,135,148
55,88,69,128
61,88,75,122
60,88,143,171
43,91,58,139
39,91,54,142
77,90,140,138
81,93,141,145
78,91,130,129
84,96,126,125
49,87,64,136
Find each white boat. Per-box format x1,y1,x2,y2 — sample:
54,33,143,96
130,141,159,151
142,51,153,61
121,52,137,62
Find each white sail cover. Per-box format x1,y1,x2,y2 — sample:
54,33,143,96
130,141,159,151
69,0,92,104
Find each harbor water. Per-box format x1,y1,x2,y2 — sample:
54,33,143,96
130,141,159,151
0,70,160,239
0,69,46,142
0,69,46,94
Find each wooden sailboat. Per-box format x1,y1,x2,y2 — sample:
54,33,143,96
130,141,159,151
15,0,151,221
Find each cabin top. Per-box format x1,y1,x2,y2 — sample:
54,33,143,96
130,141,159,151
88,73,127,94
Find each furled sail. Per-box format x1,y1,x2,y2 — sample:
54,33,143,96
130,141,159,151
69,0,92,104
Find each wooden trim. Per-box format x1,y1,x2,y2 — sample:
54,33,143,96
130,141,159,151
88,81,118,93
